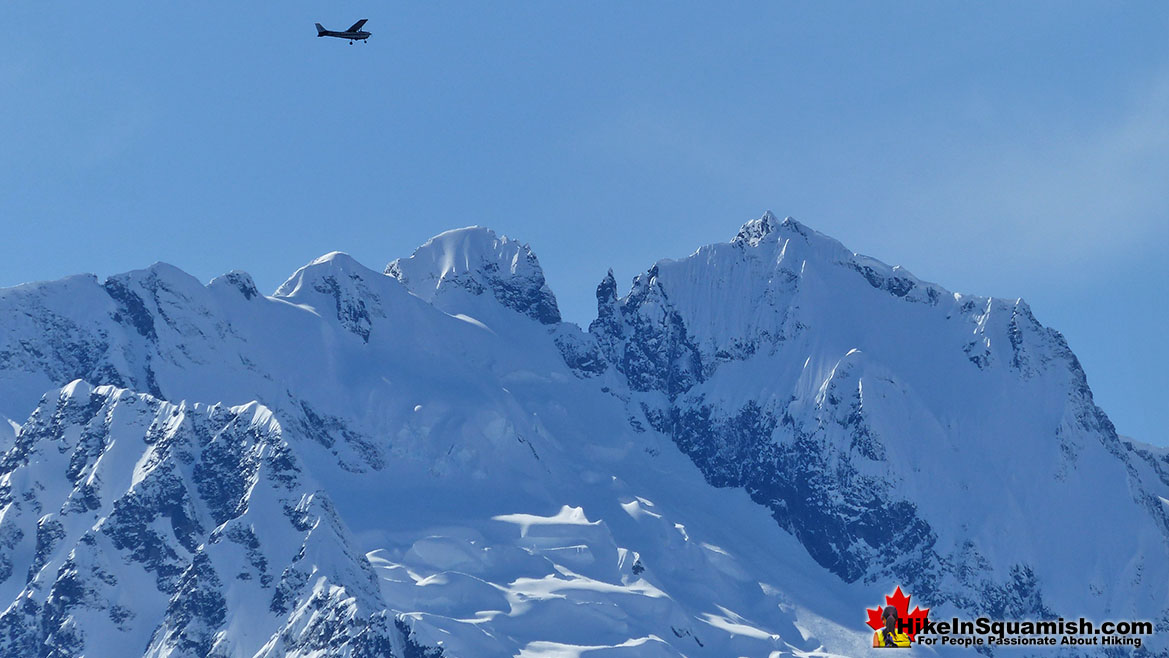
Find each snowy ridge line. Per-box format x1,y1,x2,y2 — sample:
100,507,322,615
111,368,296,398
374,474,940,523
0,380,430,657
0,213,1165,656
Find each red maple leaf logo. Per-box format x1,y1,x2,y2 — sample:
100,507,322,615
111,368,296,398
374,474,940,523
866,586,930,642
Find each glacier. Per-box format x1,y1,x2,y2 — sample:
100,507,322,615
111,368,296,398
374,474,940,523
0,213,1165,657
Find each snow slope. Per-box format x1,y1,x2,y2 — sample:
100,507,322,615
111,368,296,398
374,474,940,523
585,214,1169,623
0,217,1165,657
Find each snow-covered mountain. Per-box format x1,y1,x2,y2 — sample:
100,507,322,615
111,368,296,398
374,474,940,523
0,214,1165,657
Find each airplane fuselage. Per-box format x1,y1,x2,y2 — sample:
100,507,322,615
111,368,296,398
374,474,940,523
318,30,371,42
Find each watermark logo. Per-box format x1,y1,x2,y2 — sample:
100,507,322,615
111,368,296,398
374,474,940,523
866,586,930,648
864,585,1155,650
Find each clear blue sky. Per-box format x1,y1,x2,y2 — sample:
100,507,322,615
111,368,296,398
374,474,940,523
2,3,1167,445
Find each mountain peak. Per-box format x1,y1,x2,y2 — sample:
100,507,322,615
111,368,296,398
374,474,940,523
309,251,361,267
208,270,260,300
272,251,410,343
104,261,205,295
273,250,384,300
0,213,1166,657
731,212,851,257
731,211,782,247
386,226,560,324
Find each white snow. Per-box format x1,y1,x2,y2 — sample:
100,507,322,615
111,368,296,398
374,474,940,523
0,213,1164,657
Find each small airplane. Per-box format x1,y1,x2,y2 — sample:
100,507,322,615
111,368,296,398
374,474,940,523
315,19,371,44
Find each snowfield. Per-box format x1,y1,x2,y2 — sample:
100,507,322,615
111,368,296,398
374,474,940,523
0,213,1165,657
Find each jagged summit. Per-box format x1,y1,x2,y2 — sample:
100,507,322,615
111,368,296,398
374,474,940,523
731,210,783,247
728,212,958,305
730,211,842,252
385,226,561,324
589,211,962,384
0,212,1166,657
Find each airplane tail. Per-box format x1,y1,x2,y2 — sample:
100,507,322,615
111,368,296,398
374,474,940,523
315,23,327,36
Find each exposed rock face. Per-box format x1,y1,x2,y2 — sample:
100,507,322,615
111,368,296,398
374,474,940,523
0,214,1165,656
0,383,404,658
385,226,561,325
581,213,1169,627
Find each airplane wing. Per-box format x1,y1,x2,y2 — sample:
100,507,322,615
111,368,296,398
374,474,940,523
346,19,368,32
